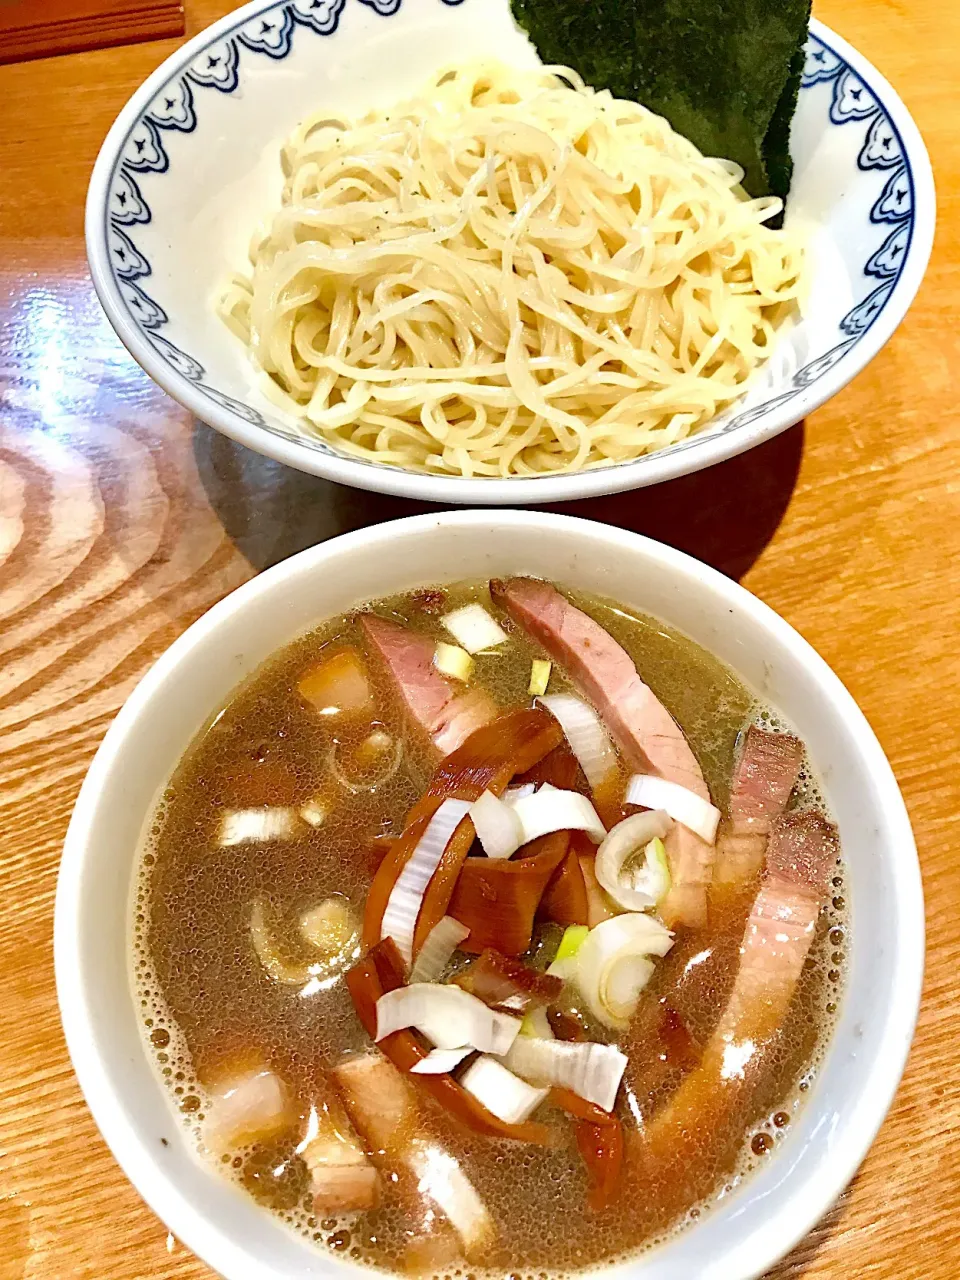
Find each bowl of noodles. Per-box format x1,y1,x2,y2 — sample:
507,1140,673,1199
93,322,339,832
56,511,924,1280
86,0,934,502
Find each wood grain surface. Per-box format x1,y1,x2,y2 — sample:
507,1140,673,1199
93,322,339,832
0,1,957,1276
0,0,184,67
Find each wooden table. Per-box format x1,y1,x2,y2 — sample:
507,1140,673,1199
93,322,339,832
1,1,957,1275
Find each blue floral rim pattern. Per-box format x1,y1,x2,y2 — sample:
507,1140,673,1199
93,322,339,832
103,1,917,470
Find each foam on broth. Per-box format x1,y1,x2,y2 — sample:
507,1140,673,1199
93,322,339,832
132,582,846,1276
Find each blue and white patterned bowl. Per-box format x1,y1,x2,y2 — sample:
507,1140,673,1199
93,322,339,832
86,0,935,503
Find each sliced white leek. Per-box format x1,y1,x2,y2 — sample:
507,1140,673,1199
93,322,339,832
535,694,618,789
406,1139,494,1254
409,915,471,984
375,984,521,1055
546,923,589,980
299,896,359,957
379,798,471,965
503,783,536,805
575,914,674,1031
519,1006,554,1039
410,1047,474,1075
511,786,606,845
555,924,590,963
442,603,509,653
625,774,721,844
251,898,359,988
220,807,299,846
595,810,672,910
328,735,404,795
638,837,671,902
363,730,393,755
459,1055,549,1125
500,1035,627,1113
470,789,524,859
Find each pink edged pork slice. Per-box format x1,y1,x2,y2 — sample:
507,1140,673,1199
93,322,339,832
713,808,838,1046
490,577,714,928
627,808,839,1215
360,614,498,757
714,726,804,886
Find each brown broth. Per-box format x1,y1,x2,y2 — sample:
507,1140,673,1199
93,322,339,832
133,581,846,1275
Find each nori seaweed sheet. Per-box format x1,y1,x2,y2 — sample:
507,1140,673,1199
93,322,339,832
510,0,811,203
762,42,807,207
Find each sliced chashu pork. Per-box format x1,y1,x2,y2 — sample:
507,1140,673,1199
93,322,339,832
202,1066,379,1215
360,614,498,758
333,1053,494,1264
300,1094,380,1215
626,808,838,1218
491,577,713,927
710,809,838,1047
714,726,804,885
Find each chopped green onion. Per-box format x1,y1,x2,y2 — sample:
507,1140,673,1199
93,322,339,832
645,837,671,901
434,642,474,682
547,923,596,982
299,798,327,829
528,659,552,697
555,925,589,964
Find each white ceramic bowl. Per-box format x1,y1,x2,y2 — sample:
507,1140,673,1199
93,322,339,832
56,511,923,1280
85,0,934,504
